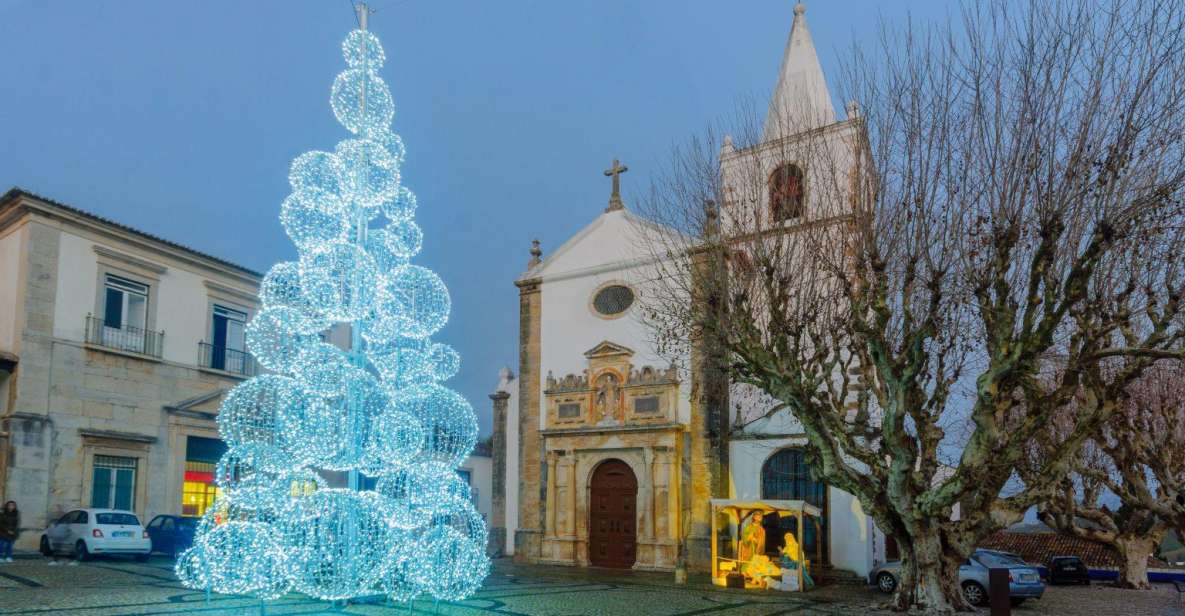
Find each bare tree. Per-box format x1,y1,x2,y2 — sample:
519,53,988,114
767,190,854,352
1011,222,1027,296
635,1,1185,612
1038,361,1185,589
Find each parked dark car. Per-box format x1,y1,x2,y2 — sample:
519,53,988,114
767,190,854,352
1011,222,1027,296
1047,555,1091,585
145,515,197,558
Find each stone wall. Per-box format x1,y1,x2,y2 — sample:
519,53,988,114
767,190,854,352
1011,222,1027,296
540,427,684,571
488,389,509,557
6,220,62,544
514,278,543,562
0,209,246,550
8,336,237,549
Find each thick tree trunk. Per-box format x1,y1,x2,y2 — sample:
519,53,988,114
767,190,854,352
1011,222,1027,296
1113,535,1156,590
890,531,972,613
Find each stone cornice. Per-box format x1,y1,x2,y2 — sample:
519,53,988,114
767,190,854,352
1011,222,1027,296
203,280,260,305
541,422,684,437
515,277,541,294
79,428,158,443
93,245,168,275
719,117,861,164
0,189,262,286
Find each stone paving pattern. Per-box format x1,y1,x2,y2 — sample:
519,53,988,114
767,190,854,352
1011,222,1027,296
0,556,1179,615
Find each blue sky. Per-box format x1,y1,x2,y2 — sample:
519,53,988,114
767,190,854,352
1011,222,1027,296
0,0,947,435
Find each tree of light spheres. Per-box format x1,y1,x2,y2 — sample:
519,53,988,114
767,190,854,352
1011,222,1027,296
176,25,488,603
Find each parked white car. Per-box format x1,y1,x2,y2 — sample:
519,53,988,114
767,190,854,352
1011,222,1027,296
39,509,151,561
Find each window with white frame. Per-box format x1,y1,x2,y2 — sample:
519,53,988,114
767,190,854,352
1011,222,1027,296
91,455,137,511
210,304,248,372
101,275,149,352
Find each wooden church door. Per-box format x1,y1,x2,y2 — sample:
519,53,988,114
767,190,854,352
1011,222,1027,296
588,459,637,568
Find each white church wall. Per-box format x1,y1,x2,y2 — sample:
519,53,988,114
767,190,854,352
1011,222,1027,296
718,120,861,236
729,436,876,577
535,211,692,430
460,453,493,522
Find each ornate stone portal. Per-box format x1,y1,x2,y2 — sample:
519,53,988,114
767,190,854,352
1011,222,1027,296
539,341,683,571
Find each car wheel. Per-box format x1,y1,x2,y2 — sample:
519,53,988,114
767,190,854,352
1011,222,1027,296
74,540,91,562
877,572,897,593
961,581,987,607
39,536,52,557
1010,597,1026,607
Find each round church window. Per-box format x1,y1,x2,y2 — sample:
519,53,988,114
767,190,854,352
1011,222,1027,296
592,284,635,317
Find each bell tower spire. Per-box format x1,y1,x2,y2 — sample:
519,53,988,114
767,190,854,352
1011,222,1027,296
763,2,836,142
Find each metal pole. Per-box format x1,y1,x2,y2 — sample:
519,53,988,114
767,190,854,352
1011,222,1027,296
346,1,369,496
356,2,368,31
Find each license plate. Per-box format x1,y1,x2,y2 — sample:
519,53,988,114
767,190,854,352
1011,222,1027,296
113,531,133,538
1020,573,1038,583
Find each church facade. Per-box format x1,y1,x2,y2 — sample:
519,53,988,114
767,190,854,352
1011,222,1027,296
493,4,891,578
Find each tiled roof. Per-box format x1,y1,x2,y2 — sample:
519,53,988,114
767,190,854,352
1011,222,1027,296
0,187,262,278
980,531,1168,569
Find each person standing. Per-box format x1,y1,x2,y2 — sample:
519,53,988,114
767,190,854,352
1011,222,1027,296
0,501,18,563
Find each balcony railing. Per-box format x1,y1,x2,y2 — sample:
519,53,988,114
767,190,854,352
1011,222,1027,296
85,315,164,358
198,342,257,377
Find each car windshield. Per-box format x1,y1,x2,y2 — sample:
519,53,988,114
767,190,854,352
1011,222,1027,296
975,552,1026,568
96,513,140,526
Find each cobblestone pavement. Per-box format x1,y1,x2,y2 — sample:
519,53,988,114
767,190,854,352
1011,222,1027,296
0,555,1178,615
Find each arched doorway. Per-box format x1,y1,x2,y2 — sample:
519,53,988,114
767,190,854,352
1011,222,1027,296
588,459,637,568
761,448,828,565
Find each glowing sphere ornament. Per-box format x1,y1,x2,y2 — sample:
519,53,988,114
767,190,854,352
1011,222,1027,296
280,191,349,249
364,229,409,273
374,265,451,340
367,406,426,472
335,138,400,209
428,342,461,382
215,444,285,508
277,490,396,599
245,306,314,373
416,526,490,602
381,185,416,221
392,384,478,468
293,342,352,396
299,241,379,322
288,151,345,212
260,262,333,334
182,11,487,607
343,29,385,68
385,219,422,258
331,69,394,134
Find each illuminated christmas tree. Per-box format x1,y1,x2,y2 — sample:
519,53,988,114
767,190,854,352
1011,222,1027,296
177,6,488,604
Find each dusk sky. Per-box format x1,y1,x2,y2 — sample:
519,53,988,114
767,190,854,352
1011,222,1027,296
0,0,947,435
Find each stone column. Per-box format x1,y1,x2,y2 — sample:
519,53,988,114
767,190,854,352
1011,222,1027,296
687,246,731,571
545,451,558,538
514,278,543,563
663,448,679,540
566,451,577,536
488,389,510,556
640,448,654,543
6,218,62,547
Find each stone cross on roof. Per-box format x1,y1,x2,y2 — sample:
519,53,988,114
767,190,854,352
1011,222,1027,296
604,158,628,212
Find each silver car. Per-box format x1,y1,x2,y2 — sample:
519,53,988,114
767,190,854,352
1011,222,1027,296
869,549,1045,607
